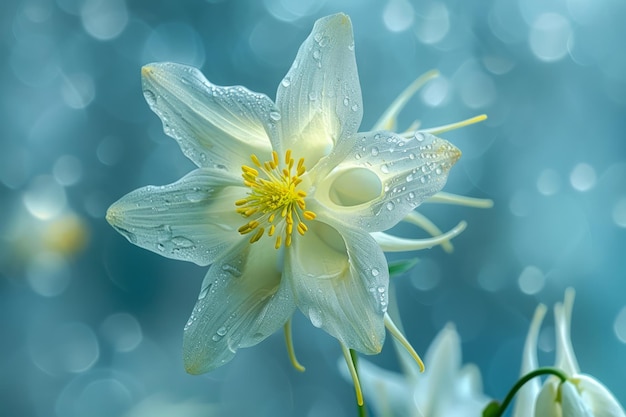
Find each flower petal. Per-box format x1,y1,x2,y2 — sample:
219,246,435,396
534,381,561,417
554,288,580,375
512,303,548,417
311,131,461,232
285,219,387,353
183,239,296,374
276,13,362,166
142,62,276,169
106,168,244,266
561,380,594,417
575,375,626,417
345,358,413,417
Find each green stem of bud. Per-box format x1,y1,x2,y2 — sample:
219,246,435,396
483,367,568,417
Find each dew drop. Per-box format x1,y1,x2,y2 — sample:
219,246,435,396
371,147,379,156
371,267,380,277
380,164,389,174
217,326,227,336
414,132,425,142
157,243,165,251
211,334,221,342
186,189,207,202
351,104,359,112
406,174,414,182
408,191,415,199
281,78,291,87
308,308,323,328
308,92,317,101
172,236,194,247
269,111,281,121
435,167,443,175
313,50,321,60
343,97,350,106
143,90,157,105
420,177,426,184
355,152,361,159
377,286,385,293
348,42,355,51
386,201,395,211
409,153,416,160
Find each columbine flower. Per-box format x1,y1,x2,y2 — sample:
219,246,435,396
106,13,488,394
512,289,625,417
347,323,490,417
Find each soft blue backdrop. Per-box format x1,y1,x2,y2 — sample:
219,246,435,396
1,0,625,416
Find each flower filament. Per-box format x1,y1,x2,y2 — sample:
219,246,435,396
236,150,316,248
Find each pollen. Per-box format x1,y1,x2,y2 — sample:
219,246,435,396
236,150,316,248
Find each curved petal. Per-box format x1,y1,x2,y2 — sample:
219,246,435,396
285,218,387,353
183,239,296,374
561,380,594,417
512,304,548,417
534,381,561,417
142,62,276,169
576,375,626,417
106,168,245,266
276,13,362,166
311,131,461,232
554,288,580,375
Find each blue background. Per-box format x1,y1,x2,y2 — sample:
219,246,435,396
1,0,625,415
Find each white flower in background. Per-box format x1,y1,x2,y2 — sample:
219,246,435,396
513,289,626,417
348,323,490,417
106,12,489,389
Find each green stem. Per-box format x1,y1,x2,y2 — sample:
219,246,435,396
350,349,368,417
487,367,568,417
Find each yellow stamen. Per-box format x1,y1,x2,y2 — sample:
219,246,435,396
284,319,305,372
236,150,315,248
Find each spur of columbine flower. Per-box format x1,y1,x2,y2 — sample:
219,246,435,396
106,13,489,400
506,289,626,417
345,323,490,417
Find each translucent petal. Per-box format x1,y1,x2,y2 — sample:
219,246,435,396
512,304,548,417
344,358,412,417
142,62,275,169
554,288,580,375
183,240,296,374
285,219,387,353
312,131,461,232
534,381,561,417
575,375,626,417
276,13,362,166
106,168,245,266
561,380,594,417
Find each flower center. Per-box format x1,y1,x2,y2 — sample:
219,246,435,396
236,150,316,249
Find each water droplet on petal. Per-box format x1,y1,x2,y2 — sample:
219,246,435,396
386,201,395,211
281,78,291,87
343,97,350,106
414,132,425,142
308,308,323,328
380,164,389,174
217,326,227,336
269,111,281,121
351,104,359,112
371,147,379,156
143,89,156,105
371,268,380,277
172,236,194,247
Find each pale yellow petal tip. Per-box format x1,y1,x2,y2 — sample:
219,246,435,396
105,205,121,226
141,65,155,78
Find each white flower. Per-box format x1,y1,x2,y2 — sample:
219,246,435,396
513,289,625,417
349,324,490,417
106,13,485,379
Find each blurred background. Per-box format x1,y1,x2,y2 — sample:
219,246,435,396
1,0,625,415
